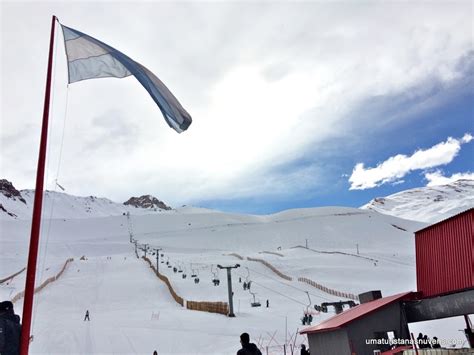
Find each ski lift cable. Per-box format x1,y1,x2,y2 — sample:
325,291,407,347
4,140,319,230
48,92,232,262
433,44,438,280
245,266,333,302
248,280,308,307
242,266,334,302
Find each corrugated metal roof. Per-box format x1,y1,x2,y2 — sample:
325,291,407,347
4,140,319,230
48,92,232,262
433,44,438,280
300,292,414,335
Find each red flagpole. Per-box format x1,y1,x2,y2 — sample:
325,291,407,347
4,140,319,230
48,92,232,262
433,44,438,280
20,14,57,355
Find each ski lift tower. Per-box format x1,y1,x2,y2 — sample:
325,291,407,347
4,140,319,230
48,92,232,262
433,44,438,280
217,264,240,317
126,212,134,243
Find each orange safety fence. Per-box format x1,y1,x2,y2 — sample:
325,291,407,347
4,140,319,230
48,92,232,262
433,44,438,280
247,257,292,281
11,258,74,304
228,253,244,260
143,257,184,306
142,257,230,315
298,277,359,301
0,267,26,284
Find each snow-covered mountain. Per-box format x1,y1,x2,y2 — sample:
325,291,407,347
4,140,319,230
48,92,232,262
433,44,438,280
1,178,468,353
0,179,172,220
361,179,474,223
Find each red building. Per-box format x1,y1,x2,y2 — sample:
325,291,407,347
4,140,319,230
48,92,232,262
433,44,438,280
301,208,474,354
415,208,473,297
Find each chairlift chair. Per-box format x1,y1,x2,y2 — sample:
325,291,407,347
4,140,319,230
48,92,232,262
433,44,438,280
302,292,313,325
249,291,261,307
211,264,220,286
191,267,199,283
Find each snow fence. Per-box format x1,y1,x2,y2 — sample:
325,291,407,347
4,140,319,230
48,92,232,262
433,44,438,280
0,267,26,284
247,257,293,281
143,256,184,306
186,301,228,315
228,253,244,260
298,277,359,301
142,257,229,315
11,258,74,304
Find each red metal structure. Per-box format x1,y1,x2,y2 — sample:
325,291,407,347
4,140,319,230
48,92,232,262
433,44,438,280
415,208,474,297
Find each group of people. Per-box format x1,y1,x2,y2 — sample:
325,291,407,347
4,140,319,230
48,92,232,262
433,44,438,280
301,313,313,325
416,333,441,349
0,301,21,355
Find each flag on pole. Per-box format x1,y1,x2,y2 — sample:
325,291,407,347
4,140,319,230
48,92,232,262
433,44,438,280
60,24,192,133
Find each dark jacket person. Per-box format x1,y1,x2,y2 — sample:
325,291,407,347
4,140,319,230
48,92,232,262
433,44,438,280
237,332,262,355
0,300,21,355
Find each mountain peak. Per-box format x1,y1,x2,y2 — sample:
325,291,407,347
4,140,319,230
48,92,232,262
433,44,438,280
123,195,172,210
0,179,26,204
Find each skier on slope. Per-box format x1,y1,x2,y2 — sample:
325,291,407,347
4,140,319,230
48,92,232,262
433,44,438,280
237,332,262,355
84,310,90,321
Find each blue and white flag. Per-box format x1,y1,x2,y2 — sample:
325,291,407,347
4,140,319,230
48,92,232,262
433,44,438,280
60,24,192,133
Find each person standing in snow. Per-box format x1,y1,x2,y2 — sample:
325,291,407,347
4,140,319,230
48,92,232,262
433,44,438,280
0,301,21,355
237,332,262,355
84,310,90,321
266,299,269,308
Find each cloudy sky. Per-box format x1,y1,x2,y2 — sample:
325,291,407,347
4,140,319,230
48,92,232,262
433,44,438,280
1,1,473,214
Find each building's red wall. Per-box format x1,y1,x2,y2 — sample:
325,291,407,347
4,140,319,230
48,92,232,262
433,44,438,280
415,209,473,297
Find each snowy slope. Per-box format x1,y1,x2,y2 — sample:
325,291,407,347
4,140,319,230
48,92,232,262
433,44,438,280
0,188,172,221
1,182,470,354
361,179,474,223
3,204,454,355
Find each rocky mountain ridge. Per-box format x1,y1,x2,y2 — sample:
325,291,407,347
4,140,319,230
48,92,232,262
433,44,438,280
124,195,171,210
0,179,172,220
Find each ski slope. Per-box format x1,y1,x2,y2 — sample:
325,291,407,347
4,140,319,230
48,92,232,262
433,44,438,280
1,203,470,354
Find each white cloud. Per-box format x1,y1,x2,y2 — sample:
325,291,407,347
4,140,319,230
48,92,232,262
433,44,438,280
1,2,473,205
425,171,474,186
349,134,473,190
461,133,473,143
